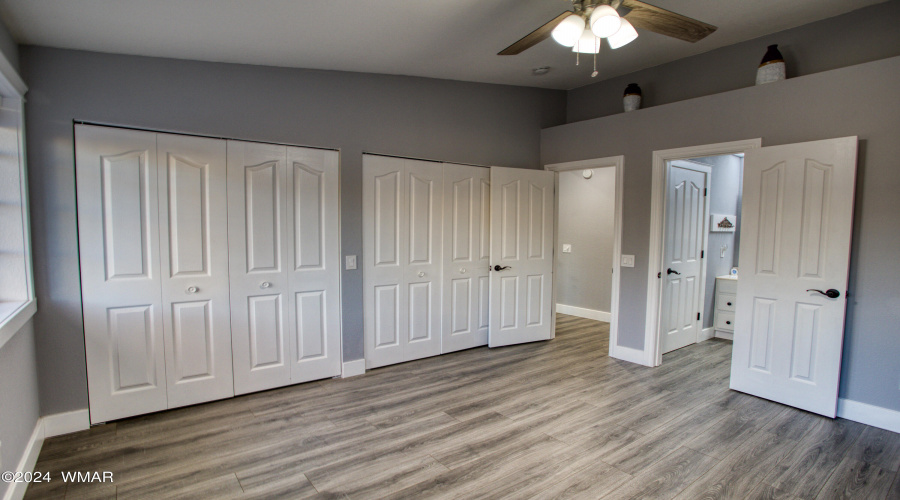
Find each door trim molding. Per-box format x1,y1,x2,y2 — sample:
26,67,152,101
545,156,623,361
645,139,761,367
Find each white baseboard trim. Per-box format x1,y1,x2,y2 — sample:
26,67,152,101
837,398,900,434
556,304,610,322
698,327,715,342
609,345,649,366
714,330,734,340
342,359,366,378
2,418,44,500
42,409,90,438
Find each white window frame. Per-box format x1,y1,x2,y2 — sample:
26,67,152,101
0,50,34,350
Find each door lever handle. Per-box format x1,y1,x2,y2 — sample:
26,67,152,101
493,265,511,272
807,288,841,299
667,268,681,275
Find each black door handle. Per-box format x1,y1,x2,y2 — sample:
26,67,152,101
493,265,511,272
667,268,681,275
807,288,841,299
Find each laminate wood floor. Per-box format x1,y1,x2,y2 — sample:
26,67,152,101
26,314,900,499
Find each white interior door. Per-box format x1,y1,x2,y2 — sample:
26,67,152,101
76,125,168,424
489,167,555,347
660,161,710,354
730,136,858,417
227,140,291,395
157,133,234,408
363,155,443,368
286,146,342,382
441,163,490,353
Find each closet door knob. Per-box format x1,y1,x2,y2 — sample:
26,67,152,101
459,268,467,274
417,271,426,278
260,281,272,289
186,286,199,294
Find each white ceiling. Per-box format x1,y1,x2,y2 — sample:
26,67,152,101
0,0,887,90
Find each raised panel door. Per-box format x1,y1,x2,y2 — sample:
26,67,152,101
157,133,233,407
227,140,291,394
75,125,168,423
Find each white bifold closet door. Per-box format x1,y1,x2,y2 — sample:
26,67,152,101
363,155,443,369
228,141,342,395
442,164,491,353
76,125,234,424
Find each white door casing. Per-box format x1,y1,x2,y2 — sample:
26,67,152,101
363,155,443,368
286,146,342,382
442,163,490,353
489,167,555,347
730,136,858,417
660,161,710,354
76,125,168,424
227,140,292,395
157,133,234,408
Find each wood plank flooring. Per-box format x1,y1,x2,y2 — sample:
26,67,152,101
26,314,900,499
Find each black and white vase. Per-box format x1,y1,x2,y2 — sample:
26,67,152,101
623,83,641,112
756,44,785,85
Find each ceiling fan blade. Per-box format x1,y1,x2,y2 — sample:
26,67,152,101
621,0,716,43
498,11,572,55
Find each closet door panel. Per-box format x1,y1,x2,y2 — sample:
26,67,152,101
75,125,167,424
287,147,342,382
157,133,233,408
442,164,490,353
228,140,292,394
363,155,407,368
404,160,442,361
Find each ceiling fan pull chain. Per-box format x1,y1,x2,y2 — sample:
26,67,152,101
576,51,580,66
592,52,598,77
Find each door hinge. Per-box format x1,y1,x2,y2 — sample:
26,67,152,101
657,272,661,279
697,312,701,321
701,250,704,259
704,188,708,196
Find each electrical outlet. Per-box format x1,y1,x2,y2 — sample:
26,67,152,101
345,255,357,270
562,244,572,253
621,255,635,267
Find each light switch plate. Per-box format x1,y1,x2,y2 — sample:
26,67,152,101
562,244,572,253
345,255,357,270
621,255,635,267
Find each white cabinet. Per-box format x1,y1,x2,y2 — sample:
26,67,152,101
228,141,342,395
714,276,737,339
76,125,234,423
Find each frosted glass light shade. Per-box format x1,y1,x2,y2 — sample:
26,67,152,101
572,30,601,54
551,14,586,47
590,5,621,38
607,18,638,49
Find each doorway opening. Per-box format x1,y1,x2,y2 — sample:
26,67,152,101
644,139,761,367
545,156,623,359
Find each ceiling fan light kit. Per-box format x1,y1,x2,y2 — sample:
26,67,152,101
498,1,717,78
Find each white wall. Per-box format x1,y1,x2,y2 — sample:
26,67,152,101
556,167,616,314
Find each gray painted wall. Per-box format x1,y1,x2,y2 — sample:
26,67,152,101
685,155,743,329
556,167,616,312
0,320,41,498
20,46,566,415
567,1,900,123
542,56,900,412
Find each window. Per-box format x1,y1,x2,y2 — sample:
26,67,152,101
0,55,33,349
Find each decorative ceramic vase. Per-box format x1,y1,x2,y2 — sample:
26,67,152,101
756,44,785,85
623,83,641,112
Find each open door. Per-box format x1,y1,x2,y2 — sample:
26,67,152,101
730,136,857,417
489,167,555,347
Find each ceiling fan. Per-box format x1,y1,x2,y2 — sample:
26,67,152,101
500,0,717,76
